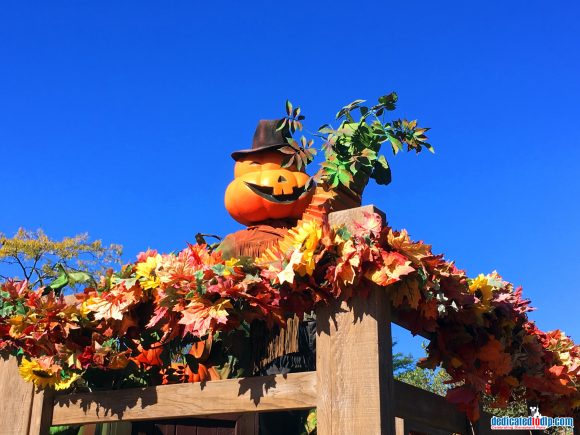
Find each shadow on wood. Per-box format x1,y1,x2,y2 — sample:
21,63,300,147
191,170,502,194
52,372,317,425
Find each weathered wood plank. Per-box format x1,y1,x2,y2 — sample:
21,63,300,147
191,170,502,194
316,291,394,435
0,356,35,435
234,413,258,435
314,299,337,435
394,417,405,435
52,372,317,425
395,381,533,435
328,204,386,228
393,380,467,433
316,206,395,435
29,387,54,435
52,377,509,432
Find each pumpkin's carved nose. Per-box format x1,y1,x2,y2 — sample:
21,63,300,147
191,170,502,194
277,175,287,183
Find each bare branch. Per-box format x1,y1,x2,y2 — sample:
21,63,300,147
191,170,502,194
13,255,31,281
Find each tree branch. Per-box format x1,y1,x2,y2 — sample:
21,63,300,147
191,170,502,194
13,255,31,281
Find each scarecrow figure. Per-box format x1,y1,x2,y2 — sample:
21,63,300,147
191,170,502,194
220,119,314,258
219,120,317,435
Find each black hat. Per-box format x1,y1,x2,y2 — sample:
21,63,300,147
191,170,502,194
231,120,290,161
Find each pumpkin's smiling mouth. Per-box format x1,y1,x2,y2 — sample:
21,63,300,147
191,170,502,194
244,181,313,204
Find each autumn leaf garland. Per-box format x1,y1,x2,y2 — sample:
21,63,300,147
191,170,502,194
0,215,578,421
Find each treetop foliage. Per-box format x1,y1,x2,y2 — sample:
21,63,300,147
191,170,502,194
0,228,122,288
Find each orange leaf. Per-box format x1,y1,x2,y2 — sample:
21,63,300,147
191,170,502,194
392,278,421,309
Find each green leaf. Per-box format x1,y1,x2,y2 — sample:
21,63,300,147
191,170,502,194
389,135,403,154
279,146,297,155
0,304,14,317
194,270,206,295
112,276,137,288
238,321,252,338
211,264,226,276
371,155,392,185
15,302,26,315
336,99,365,120
68,271,92,285
330,174,340,188
281,154,295,168
335,226,351,241
275,118,287,131
286,100,293,116
47,268,69,291
295,154,303,170
378,92,398,110
360,148,377,160
337,168,353,186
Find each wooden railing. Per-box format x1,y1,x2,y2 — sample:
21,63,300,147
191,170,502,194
1,206,539,434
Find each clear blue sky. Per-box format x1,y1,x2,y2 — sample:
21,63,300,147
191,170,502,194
1,1,579,357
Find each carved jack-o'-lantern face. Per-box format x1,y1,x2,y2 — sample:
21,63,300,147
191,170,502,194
225,150,314,225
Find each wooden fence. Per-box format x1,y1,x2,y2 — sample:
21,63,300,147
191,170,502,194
0,206,562,434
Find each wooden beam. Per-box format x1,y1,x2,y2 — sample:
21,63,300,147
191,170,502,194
52,371,316,426
393,380,468,433
394,382,533,435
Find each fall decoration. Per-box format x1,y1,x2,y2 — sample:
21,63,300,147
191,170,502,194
1,214,578,421
222,119,318,367
131,343,164,367
1,95,578,423
189,333,212,361
275,93,433,213
161,362,211,384
225,121,315,226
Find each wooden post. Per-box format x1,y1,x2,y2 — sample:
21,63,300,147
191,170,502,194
0,356,53,435
316,206,395,435
29,388,54,435
0,356,35,435
394,417,405,435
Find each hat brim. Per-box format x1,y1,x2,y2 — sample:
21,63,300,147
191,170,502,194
231,143,287,161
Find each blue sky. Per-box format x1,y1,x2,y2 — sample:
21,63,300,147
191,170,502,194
1,1,579,357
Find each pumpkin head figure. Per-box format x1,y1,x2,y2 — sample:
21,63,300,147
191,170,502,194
225,120,314,226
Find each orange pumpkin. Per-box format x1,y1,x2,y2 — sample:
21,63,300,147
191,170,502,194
131,343,164,366
225,151,314,225
189,333,213,362
207,365,221,381
161,362,212,384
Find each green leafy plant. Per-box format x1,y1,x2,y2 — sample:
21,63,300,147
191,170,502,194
278,92,433,197
276,100,317,170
